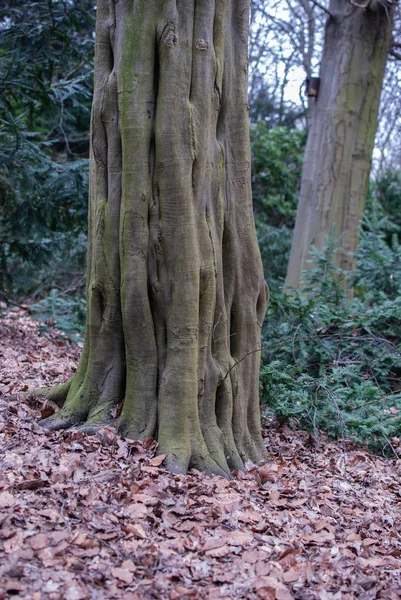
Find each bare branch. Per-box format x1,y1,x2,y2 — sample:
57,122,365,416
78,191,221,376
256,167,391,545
390,48,401,59
349,0,372,7
309,0,334,17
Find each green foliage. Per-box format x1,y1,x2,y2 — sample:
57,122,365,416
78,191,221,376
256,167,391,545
0,0,94,299
249,81,305,128
0,133,89,297
355,215,401,302
372,169,401,236
30,289,86,343
261,229,401,454
251,123,305,227
250,122,306,288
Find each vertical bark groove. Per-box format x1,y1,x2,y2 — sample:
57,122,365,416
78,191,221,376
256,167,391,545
38,0,267,476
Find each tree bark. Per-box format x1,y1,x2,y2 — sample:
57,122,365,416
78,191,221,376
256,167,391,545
37,0,268,476
285,0,394,290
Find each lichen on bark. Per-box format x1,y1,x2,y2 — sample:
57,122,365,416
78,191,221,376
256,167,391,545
35,0,268,477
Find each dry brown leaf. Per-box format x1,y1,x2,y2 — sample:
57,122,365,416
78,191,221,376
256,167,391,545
131,493,159,506
111,567,134,585
314,519,331,532
227,530,254,546
202,536,227,552
254,576,293,600
269,490,281,503
276,587,294,600
237,509,262,524
320,549,331,571
121,559,136,572
70,532,98,548
283,568,300,583
16,479,49,491
0,491,16,508
243,549,261,564
258,462,279,484
40,401,56,419
290,497,308,507
205,544,231,558
303,531,335,545
366,557,384,566
28,533,50,550
150,453,166,467
3,538,19,555
128,523,147,539
362,537,378,547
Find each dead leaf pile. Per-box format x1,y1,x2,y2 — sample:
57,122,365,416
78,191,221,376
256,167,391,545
0,309,401,599
0,307,80,396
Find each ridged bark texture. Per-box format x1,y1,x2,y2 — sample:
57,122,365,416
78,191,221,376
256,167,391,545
286,0,394,290
40,0,268,476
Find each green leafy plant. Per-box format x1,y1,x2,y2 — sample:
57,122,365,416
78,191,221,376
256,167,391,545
30,289,86,343
0,0,94,300
250,123,306,289
261,228,401,455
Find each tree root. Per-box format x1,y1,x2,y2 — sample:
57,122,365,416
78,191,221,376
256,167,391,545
24,380,72,407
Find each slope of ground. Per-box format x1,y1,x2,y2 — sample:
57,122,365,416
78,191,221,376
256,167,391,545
0,308,400,600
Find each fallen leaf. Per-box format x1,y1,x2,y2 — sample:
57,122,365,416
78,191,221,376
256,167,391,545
202,536,227,552
111,567,134,585
150,453,166,467
258,463,279,484
205,544,231,558
227,530,254,546
28,533,50,550
0,491,16,508
303,531,335,545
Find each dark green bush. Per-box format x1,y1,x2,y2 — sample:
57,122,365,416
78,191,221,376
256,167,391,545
250,122,306,289
261,225,401,454
0,0,94,300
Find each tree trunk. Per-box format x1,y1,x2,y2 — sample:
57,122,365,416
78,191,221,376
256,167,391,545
37,0,268,476
285,0,394,290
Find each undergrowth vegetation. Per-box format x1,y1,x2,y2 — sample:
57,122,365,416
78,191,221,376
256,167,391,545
261,207,401,455
0,0,93,299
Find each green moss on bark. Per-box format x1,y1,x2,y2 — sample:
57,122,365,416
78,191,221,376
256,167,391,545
36,0,267,476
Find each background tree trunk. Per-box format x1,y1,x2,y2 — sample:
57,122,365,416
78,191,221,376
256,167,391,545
285,0,394,290
39,0,268,476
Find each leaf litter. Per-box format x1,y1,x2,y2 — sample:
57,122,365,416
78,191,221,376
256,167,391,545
0,308,401,599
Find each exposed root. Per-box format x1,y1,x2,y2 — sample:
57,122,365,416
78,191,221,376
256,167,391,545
25,380,72,407
39,412,82,431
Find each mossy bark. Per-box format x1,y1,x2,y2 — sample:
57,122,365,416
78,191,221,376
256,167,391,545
285,0,394,290
38,0,268,476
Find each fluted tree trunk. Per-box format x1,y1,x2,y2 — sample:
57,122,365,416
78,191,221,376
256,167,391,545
36,0,268,476
285,0,394,290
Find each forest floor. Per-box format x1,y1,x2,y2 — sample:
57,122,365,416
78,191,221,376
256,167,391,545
0,307,401,600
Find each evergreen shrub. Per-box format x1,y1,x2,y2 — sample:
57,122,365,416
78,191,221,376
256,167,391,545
261,222,401,455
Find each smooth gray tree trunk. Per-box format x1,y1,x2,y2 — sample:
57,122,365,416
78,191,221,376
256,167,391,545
286,0,394,290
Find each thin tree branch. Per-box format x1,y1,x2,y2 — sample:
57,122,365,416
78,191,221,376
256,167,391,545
223,346,265,380
349,0,372,7
309,0,334,17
